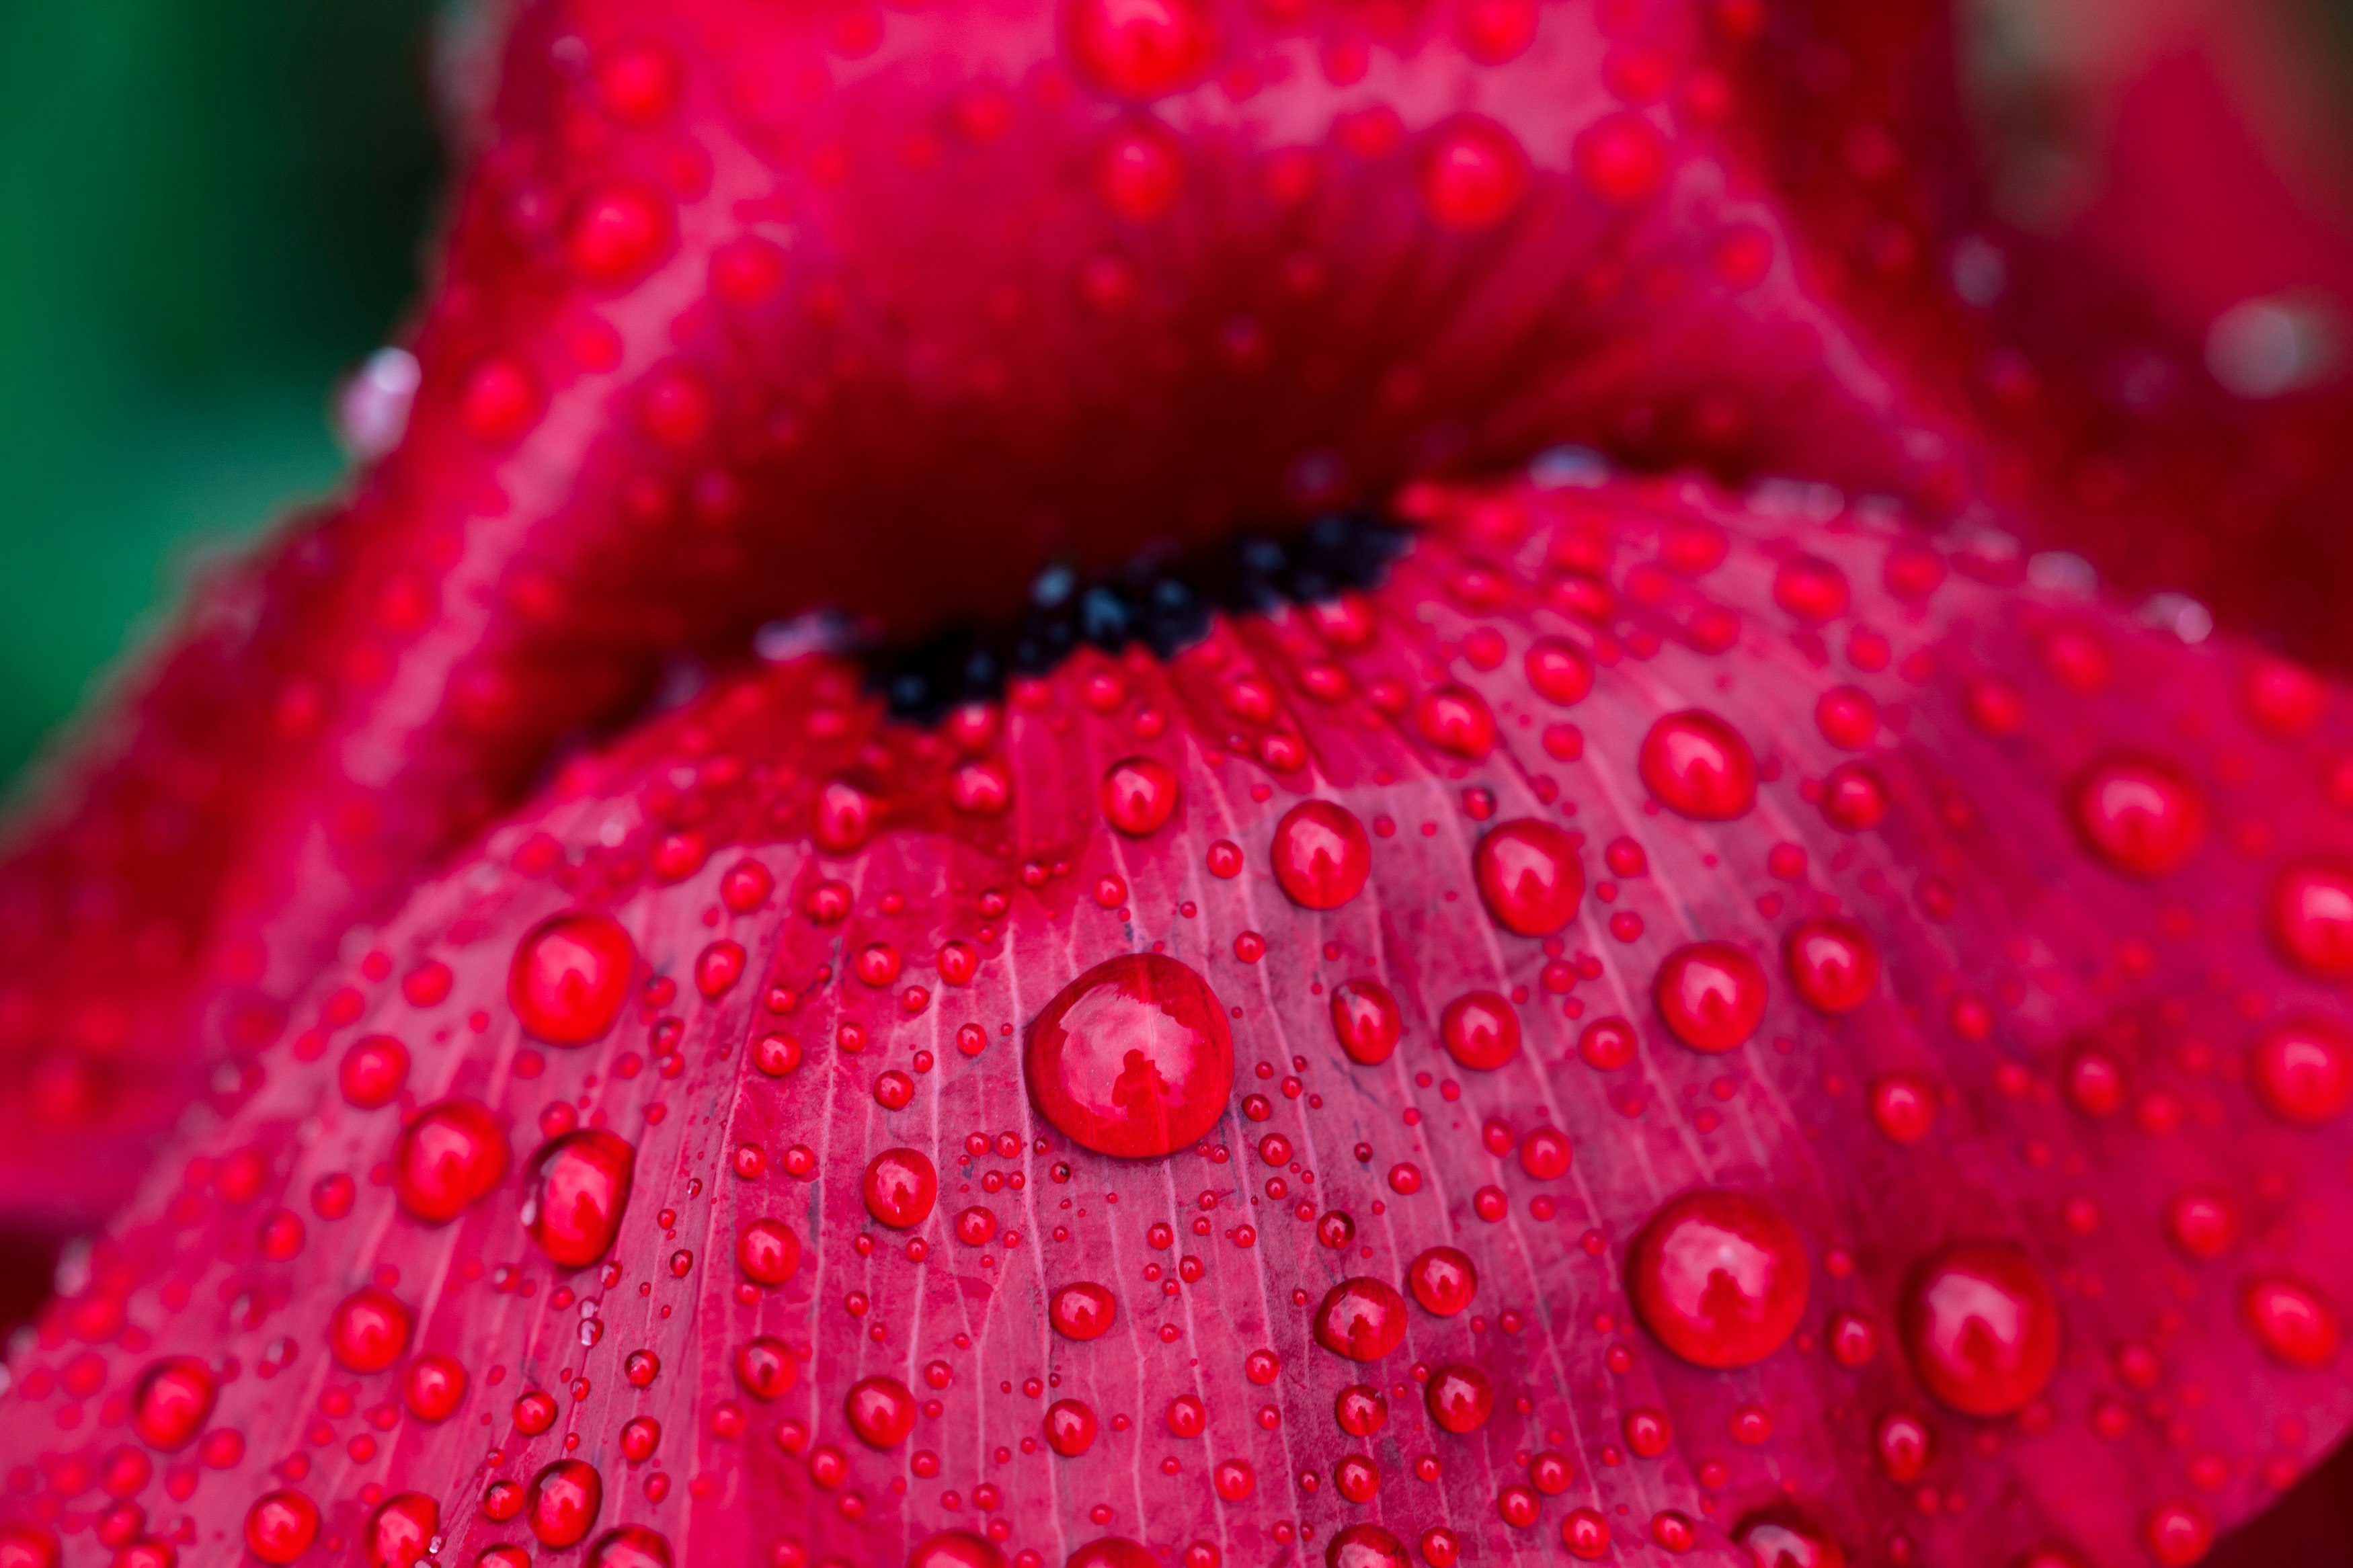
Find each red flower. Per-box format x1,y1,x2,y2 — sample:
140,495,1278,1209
0,3,2350,1567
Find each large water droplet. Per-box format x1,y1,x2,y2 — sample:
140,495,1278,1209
2268,860,2353,977
1782,919,1878,1014
522,1130,635,1268
1406,1247,1478,1316
130,1356,217,1450
1051,1282,1119,1339
1272,800,1371,909
1325,1523,1410,1568
2070,756,2206,876
1424,1364,1495,1432
1101,756,1180,835
1627,1191,1809,1368
1732,1506,1847,1568
1313,1278,1409,1361
2242,1274,2340,1368
864,1149,940,1228
1025,954,1234,1157
510,913,635,1045
394,1099,511,1224
586,1526,672,1568
1439,991,1521,1070
1639,712,1757,819
908,1533,1007,1568
1898,1243,2061,1415
846,1375,919,1447
1329,979,1402,1065
328,1288,413,1374
366,1494,438,1568
1419,116,1529,229
1064,0,1216,97
1473,819,1584,936
2250,1016,2353,1124
1654,943,1768,1052
244,1492,321,1565
527,1460,603,1548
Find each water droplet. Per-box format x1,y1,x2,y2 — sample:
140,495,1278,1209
908,1532,1008,1568
1050,1282,1119,1339
565,181,672,286
1654,943,1769,1052
1640,712,1757,819
846,1375,919,1447
1272,800,1371,909
1103,757,1181,835
1732,1505,1847,1568
510,913,635,1045
1519,1125,1572,1178
1772,556,1850,623
527,1459,603,1549
1628,1190,1810,1368
863,1149,939,1228
2268,860,2353,977
522,1130,636,1268
1025,954,1235,1157
1417,685,1497,758
1325,1524,1410,1568
1406,1247,1478,1316
1419,116,1529,229
1046,1398,1100,1455
1473,819,1584,936
130,1356,217,1450
393,1099,511,1224
1064,0,1216,97
737,1219,802,1284
1783,919,1878,1014
2071,757,2206,876
2165,1188,2237,1260
1439,991,1521,1070
366,1494,438,1568
1899,1243,2061,1415
1095,120,1185,218
2142,1503,2214,1568
2243,1274,2340,1367
328,1288,413,1374
244,1491,321,1565
1068,1542,1157,1568
1313,1278,1409,1361
340,1035,410,1108
1334,1384,1388,1436
586,1526,672,1568
1329,980,1402,1064
1572,111,1668,204
2250,1016,2353,1123
1866,1075,1937,1144
1424,1364,1494,1432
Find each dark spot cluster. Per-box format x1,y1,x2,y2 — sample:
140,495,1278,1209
869,512,1409,721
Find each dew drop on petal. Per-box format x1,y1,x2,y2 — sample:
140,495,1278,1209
1654,943,1769,1052
863,1149,940,1229
845,1375,920,1448
1406,1247,1478,1316
2070,756,2206,876
130,1356,217,1451
1314,1278,1410,1361
1025,954,1235,1157
1439,991,1521,1070
1325,1522,1410,1568
244,1492,321,1565
2249,1016,2353,1124
1640,712,1757,819
393,1099,511,1224
1783,919,1878,1014
365,1494,438,1568
1419,116,1529,229
522,1129,635,1268
2242,1274,2341,1368
2268,860,2353,977
1424,1364,1494,1433
1272,800,1371,909
1102,756,1180,835
1329,980,1402,1065
1732,1505,1847,1568
586,1526,673,1568
908,1533,1008,1568
328,1288,413,1374
1627,1191,1809,1368
1472,819,1584,936
527,1459,603,1549
1064,0,1217,97
1898,1243,2061,1416
1050,1282,1119,1340
510,912,635,1045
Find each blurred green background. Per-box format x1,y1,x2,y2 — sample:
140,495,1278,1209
0,0,442,781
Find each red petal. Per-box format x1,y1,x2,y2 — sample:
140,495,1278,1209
6,472,2350,1567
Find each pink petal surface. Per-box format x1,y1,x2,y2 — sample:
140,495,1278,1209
4,472,2348,1567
